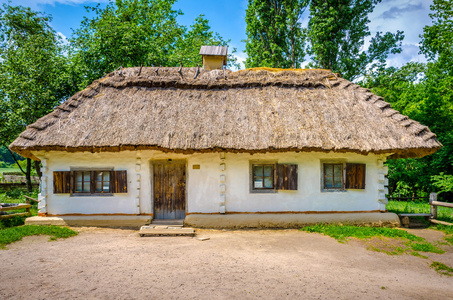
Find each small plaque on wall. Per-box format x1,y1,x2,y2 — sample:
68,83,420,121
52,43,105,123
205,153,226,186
193,164,200,169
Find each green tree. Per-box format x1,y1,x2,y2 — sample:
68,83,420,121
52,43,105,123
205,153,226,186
308,0,404,80
70,0,184,89
244,0,308,68
0,4,70,191
171,15,240,69
360,1,453,200
420,0,453,63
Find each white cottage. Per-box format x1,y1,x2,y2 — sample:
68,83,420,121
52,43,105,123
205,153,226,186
10,60,441,227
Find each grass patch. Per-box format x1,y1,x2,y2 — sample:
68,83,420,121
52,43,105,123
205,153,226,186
301,224,423,243
0,225,77,249
430,261,453,276
432,224,453,246
411,252,428,259
387,200,453,223
410,242,444,254
301,224,444,255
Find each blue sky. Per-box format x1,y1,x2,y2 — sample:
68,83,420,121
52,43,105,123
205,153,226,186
2,0,433,69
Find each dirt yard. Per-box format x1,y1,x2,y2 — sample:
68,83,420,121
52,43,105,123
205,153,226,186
1,228,452,299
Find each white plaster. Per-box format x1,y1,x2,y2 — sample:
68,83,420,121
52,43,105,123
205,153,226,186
32,150,386,216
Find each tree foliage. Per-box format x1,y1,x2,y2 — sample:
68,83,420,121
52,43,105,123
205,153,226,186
244,0,308,68
171,15,239,70
360,1,453,200
0,4,70,190
308,0,404,80
0,4,70,145
70,0,183,89
70,0,238,90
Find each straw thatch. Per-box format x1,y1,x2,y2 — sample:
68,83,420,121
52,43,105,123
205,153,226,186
9,67,441,160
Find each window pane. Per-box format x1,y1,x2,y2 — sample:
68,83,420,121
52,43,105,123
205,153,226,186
254,178,263,188
96,171,103,181
334,176,342,188
104,171,110,181
75,182,82,192
325,176,333,188
264,177,273,188
75,172,83,182
95,181,102,192
83,172,91,182
103,182,110,192
83,183,90,193
263,166,273,177
325,165,333,177
254,166,263,177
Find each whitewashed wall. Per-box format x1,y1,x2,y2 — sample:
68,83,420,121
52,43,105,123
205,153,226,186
33,150,388,216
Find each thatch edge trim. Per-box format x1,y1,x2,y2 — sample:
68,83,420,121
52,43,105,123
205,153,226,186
9,143,440,162
9,68,442,160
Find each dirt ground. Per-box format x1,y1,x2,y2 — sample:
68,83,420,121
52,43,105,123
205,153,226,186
1,227,452,300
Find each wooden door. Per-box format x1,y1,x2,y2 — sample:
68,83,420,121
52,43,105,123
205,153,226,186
153,161,186,219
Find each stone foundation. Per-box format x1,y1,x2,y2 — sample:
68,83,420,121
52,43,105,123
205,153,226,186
184,213,400,229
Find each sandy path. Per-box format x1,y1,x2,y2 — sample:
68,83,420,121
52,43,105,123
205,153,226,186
0,228,452,299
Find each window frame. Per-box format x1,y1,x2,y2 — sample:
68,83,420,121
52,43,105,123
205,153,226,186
320,160,347,192
249,161,278,194
320,160,367,192
71,168,114,196
323,163,344,190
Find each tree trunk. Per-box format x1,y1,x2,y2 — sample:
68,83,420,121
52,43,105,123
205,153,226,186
26,158,32,193
34,160,42,179
8,148,26,175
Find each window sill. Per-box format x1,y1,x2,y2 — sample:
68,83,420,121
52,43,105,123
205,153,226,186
70,193,114,197
321,188,347,193
250,189,278,194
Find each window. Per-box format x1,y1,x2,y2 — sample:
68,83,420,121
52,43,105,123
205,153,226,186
253,164,275,190
323,164,343,189
250,162,297,192
322,162,366,191
53,170,127,194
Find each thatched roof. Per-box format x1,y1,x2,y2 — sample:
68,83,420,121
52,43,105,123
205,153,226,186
10,67,441,160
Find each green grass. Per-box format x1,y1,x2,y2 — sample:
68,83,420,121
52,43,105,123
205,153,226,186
300,224,444,255
0,167,21,174
387,200,453,223
301,224,423,242
430,261,453,276
410,242,444,254
0,225,78,249
432,224,453,246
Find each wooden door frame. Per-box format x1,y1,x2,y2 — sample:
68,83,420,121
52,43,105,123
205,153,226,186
150,159,187,219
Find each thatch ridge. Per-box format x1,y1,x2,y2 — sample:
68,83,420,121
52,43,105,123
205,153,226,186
10,67,441,160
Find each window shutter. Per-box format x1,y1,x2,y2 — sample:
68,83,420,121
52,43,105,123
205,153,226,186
111,170,128,193
345,163,366,189
276,164,298,190
53,171,71,194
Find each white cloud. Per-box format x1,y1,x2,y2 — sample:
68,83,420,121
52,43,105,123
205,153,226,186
367,0,433,67
230,51,247,71
57,31,68,44
2,0,109,10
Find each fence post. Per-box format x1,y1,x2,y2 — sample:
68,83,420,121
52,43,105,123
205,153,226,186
429,192,437,220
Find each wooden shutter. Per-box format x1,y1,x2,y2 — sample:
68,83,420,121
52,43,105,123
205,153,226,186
345,163,366,189
276,164,298,190
111,170,128,193
53,171,71,194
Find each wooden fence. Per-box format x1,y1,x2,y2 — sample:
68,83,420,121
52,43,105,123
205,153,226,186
429,193,453,226
0,196,39,220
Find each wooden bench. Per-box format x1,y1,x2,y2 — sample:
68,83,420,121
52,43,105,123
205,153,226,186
398,213,432,228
